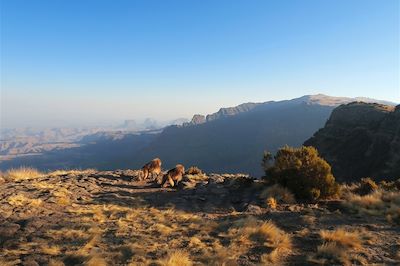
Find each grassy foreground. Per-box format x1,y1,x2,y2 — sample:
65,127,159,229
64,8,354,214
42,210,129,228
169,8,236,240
0,168,399,265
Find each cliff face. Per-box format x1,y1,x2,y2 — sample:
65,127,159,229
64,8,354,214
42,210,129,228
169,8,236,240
183,102,262,127
305,102,400,181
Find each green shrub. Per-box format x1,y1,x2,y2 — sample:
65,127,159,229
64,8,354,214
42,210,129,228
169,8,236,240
262,146,339,200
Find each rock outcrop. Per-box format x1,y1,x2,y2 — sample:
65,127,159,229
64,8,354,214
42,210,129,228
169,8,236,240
305,102,400,181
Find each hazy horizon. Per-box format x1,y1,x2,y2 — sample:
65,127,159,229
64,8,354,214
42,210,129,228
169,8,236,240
1,0,399,128
0,93,398,129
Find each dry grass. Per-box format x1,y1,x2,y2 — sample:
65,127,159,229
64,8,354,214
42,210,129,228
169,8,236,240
319,228,362,249
32,181,56,190
159,250,193,266
41,245,61,255
312,242,347,265
3,167,95,183
345,190,385,211
344,189,400,224
7,194,42,207
46,228,90,240
224,216,292,264
52,187,72,205
309,227,364,265
0,199,394,266
5,167,43,181
2,169,398,265
311,241,369,266
260,184,296,204
48,169,96,176
254,221,291,249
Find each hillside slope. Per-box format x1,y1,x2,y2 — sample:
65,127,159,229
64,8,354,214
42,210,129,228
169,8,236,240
129,95,395,176
305,102,400,181
134,100,334,176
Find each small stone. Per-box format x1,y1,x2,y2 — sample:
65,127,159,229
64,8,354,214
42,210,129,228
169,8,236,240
0,223,20,238
245,204,262,214
287,205,302,212
208,174,225,184
22,259,39,266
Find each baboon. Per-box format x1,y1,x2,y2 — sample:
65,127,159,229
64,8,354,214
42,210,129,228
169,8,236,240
141,158,162,180
161,164,185,188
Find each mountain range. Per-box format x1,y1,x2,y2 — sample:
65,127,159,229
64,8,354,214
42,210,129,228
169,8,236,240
0,94,396,179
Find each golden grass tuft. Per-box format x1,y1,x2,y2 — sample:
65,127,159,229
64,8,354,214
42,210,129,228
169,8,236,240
346,191,385,211
32,181,56,190
319,228,361,249
314,242,347,264
159,250,193,266
252,221,292,251
225,216,292,264
52,187,73,206
253,221,291,264
309,227,365,265
46,228,90,240
151,223,174,236
7,194,42,207
344,189,400,224
41,245,61,255
5,167,43,181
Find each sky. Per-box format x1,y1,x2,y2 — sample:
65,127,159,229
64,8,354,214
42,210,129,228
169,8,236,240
1,0,399,128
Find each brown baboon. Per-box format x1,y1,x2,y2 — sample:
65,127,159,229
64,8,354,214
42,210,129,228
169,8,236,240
161,164,185,188
141,158,162,180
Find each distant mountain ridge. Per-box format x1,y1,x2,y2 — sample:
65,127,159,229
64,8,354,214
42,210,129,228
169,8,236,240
0,94,396,176
183,94,396,127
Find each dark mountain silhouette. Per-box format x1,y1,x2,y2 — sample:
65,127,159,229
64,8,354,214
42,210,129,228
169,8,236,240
0,95,395,176
305,102,400,181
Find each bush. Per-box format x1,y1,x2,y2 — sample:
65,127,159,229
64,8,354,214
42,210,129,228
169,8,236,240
262,146,339,200
185,166,203,175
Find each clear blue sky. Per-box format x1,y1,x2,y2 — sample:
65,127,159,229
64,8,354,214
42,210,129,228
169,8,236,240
1,0,399,127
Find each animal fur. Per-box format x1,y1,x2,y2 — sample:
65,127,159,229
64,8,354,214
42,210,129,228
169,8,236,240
161,164,185,188
141,158,162,180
